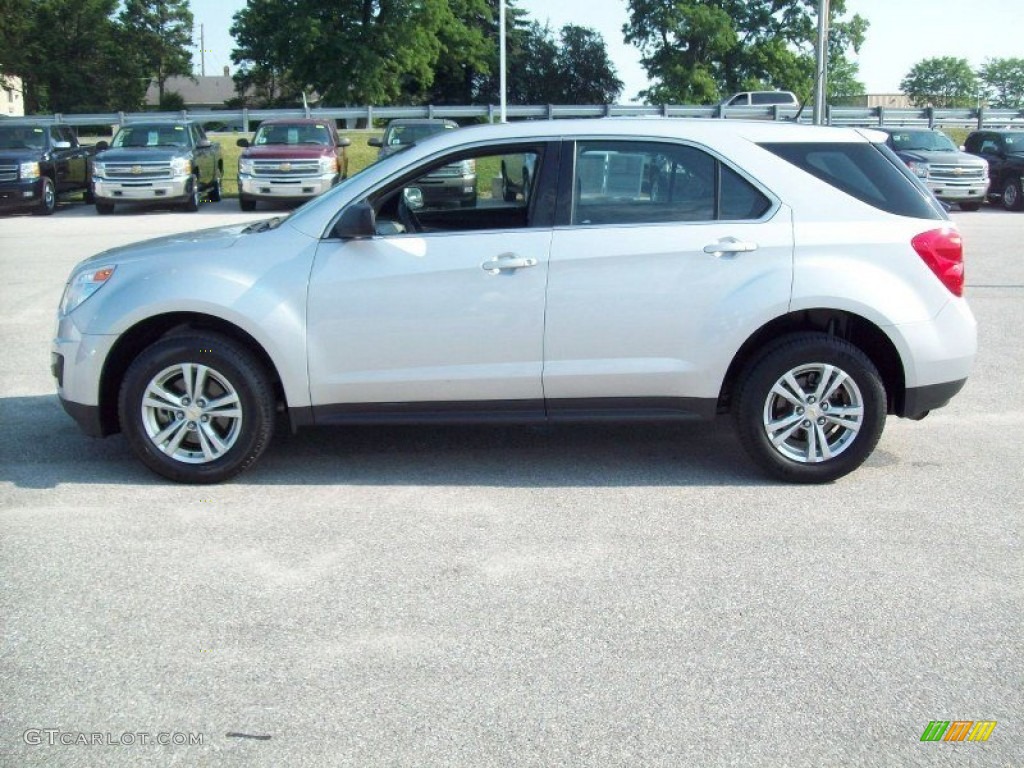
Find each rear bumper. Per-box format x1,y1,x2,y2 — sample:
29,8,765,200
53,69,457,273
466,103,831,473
900,379,967,419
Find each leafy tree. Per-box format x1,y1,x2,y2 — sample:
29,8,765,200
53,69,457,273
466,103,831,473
900,57,979,108
0,0,33,77
119,0,194,105
978,57,1024,109
623,0,866,104
231,0,451,106
552,25,623,103
20,0,148,113
417,0,496,104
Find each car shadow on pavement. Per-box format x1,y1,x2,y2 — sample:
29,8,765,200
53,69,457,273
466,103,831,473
0,394,770,489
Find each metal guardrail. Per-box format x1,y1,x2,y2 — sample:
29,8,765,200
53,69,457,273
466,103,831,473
8,104,1024,132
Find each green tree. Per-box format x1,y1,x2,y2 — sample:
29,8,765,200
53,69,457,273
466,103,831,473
20,0,148,113
119,0,194,105
553,25,623,103
418,0,496,104
0,0,33,76
979,57,1024,109
623,0,866,104
900,57,979,108
231,0,451,106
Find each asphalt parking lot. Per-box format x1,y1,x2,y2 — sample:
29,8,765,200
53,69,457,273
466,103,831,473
1,200,1021,767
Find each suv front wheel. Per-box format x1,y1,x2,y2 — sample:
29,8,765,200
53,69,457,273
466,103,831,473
734,333,886,483
118,333,275,483
1002,176,1023,211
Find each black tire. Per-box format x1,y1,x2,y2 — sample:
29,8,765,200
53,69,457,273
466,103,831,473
734,333,886,483
958,202,980,212
34,177,56,216
95,201,115,215
208,174,222,203
1001,176,1023,211
239,196,257,212
182,176,200,212
118,333,275,484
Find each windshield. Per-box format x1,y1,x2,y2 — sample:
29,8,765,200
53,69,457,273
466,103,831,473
0,125,47,150
113,125,189,148
383,123,453,147
253,123,331,146
888,130,956,152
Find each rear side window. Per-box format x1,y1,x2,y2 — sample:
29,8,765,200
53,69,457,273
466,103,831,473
760,142,945,219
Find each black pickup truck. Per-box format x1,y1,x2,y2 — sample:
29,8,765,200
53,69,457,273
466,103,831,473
91,120,222,214
0,122,94,215
963,129,1024,211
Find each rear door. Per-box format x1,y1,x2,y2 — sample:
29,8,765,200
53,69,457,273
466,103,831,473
543,138,794,417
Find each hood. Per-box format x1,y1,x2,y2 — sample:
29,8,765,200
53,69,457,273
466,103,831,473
95,147,189,163
896,149,985,166
242,145,334,160
0,148,44,163
78,222,261,269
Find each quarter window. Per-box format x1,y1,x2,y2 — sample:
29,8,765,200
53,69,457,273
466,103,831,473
571,141,770,226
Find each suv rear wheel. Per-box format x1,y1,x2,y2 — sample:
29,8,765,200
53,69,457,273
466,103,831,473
734,333,886,483
118,333,275,483
1002,176,1023,211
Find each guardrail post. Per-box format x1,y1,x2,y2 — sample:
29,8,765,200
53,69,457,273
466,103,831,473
242,108,249,133
662,103,670,118
826,104,832,126
716,104,725,119
605,103,613,117
367,105,374,129
427,104,435,119
488,104,495,123
976,106,984,130
117,111,126,126
773,104,780,121
875,106,884,126
547,104,555,120
926,106,935,129
53,112,63,125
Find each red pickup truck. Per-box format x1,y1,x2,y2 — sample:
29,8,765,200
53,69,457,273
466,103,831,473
236,118,350,211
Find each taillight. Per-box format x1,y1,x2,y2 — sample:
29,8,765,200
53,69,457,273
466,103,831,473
912,227,964,297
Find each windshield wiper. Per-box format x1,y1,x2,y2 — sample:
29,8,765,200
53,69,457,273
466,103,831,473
242,216,285,234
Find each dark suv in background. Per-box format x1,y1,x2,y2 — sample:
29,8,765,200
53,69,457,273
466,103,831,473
963,129,1024,211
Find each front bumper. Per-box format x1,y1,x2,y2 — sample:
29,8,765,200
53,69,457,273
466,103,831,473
239,173,337,201
52,319,120,437
416,174,477,205
93,175,191,204
0,177,45,211
926,180,989,204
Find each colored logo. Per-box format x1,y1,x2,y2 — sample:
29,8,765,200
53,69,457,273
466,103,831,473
920,721,997,742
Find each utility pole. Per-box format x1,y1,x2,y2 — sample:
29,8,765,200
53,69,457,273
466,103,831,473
813,0,829,125
200,23,205,77
499,0,507,123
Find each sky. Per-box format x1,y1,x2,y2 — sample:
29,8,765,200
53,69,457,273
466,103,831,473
188,0,1022,103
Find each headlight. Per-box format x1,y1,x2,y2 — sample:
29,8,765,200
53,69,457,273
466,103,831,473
906,160,929,178
238,158,253,175
319,155,339,174
19,161,40,179
170,157,192,177
60,265,116,316
92,161,106,177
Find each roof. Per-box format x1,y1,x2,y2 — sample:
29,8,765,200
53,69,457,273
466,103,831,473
145,76,237,108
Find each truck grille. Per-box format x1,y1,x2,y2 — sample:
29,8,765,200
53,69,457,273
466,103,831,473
929,164,986,182
252,160,321,177
104,162,173,180
0,163,17,182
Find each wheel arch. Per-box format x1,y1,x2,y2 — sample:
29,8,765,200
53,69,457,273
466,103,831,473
97,312,285,436
718,309,906,416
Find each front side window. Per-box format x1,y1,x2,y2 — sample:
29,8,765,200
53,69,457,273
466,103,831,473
571,141,770,226
369,145,546,236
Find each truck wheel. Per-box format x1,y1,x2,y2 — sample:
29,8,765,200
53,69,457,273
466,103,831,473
33,178,56,216
95,201,115,215
734,333,886,483
1002,177,1023,211
208,175,222,203
239,197,257,212
182,177,201,212
118,333,275,484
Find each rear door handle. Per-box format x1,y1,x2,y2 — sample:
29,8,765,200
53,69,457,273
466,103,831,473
703,237,758,256
482,254,538,273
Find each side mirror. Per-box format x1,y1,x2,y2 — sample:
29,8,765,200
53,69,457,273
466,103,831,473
95,140,109,151
53,140,72,150
333,201,376,239
236,138,250,148
197,139,212,149
403,187,424,210
337,137,351,147
368,137,383,148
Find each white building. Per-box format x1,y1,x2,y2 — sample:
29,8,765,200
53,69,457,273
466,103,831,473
2,73,25,117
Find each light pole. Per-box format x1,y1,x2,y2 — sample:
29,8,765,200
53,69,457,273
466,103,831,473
499,0,507,123
813,0,829,125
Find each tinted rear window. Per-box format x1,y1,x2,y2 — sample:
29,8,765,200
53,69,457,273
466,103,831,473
760,141,946,220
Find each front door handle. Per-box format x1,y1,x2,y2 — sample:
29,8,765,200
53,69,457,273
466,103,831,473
482,254,538,273
703,237,758,257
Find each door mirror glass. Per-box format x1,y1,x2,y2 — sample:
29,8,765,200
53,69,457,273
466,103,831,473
333,201,376,239
402,187,424,210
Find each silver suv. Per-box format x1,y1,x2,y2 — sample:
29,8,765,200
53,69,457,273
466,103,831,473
53,119,976,484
